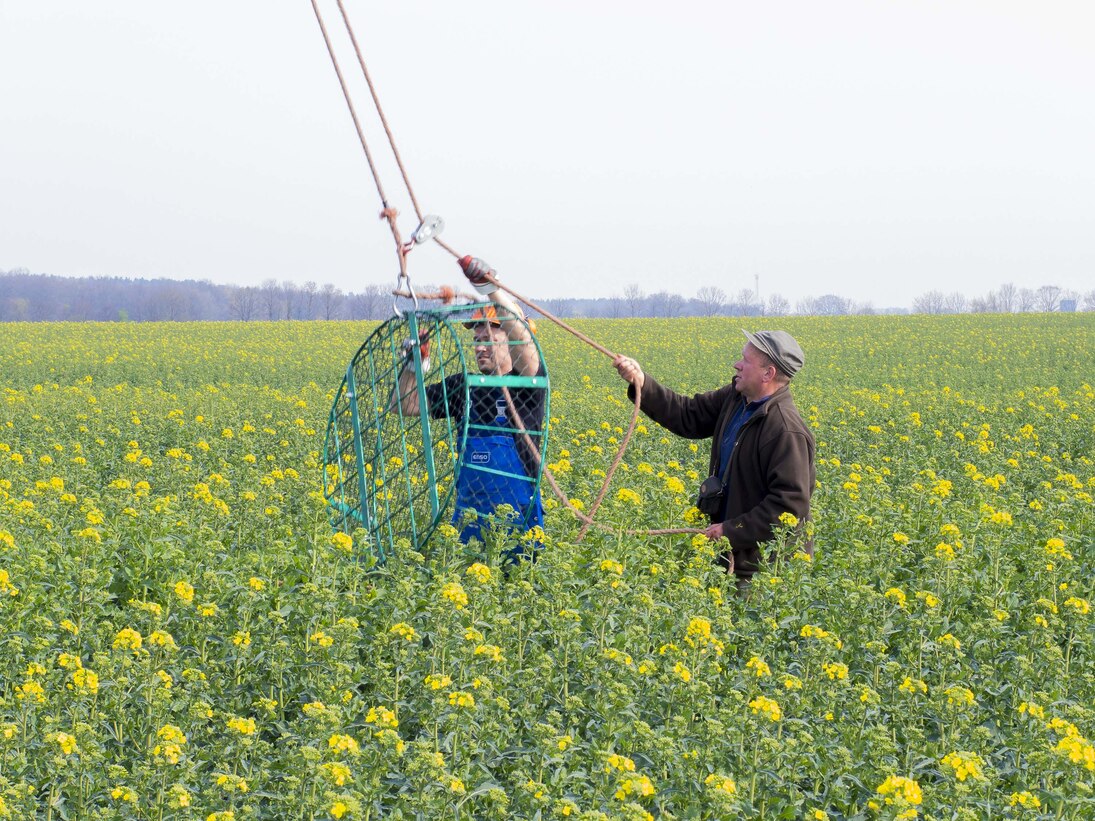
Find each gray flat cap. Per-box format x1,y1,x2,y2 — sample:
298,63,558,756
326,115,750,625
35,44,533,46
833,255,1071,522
742,329,805,377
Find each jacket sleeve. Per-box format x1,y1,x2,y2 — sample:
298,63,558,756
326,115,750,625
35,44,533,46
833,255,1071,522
627,375,734,440
722,426,814,549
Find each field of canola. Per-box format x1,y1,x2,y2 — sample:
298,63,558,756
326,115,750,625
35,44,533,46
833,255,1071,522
1,314,1093,820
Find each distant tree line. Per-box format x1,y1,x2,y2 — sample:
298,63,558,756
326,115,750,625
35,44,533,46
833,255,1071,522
910,283,1094,314
2,269,1092,322
0,270,394,322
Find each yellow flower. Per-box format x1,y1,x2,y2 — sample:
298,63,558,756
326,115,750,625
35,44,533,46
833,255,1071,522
156,724,187,748
778,511,799,527
745,656,771,678
1064,597,1090,615
448,691,476,709
465,562,492,583
328,734,361,756
70,667,99,695
915,591,940,608
389,622,416,641
15,683,45,709
899,677,928,695
1009,792,1041,809
173,581,194,603
248,577,266,591
749,696,782,722
322,761,352,786
226,716,256,735
941,751,986,781
673,662,692,683
55,732,78,755
875,774,922,806
605,753,636,773
330,532,353,553
945,686,975,708
449,778,466,795
148,630,177,650
441,581,468,609
822,662,849,681
884,587,907,607
938,633,962,652
474,644,504,663
365,706,398,729
614,774,656,801
704,773,737,796
111,786,138,803
113,628,143,651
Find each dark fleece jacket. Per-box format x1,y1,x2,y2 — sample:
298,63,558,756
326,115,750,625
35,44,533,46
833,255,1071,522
630,377,815,578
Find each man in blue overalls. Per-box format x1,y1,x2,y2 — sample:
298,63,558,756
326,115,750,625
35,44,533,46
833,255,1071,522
397,258,545,554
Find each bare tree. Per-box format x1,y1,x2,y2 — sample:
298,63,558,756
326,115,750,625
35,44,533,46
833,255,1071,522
321,283,344,320
282,280,302,320
852,301,876,315
969,295,993,314
623,284,645,318
795,297,819,315
1083,290,1095,311
649,291,685,317
814,294,850,316
260,278,281,320
765,293,790,316
1035,284,1061,312
695,286,725,317
943,292,967,314
997,282,1017,313
913,290,946,314
302,281,318,320
229,286,259,321
351,284,388,320
607,295,623,318
1017,288,1036,312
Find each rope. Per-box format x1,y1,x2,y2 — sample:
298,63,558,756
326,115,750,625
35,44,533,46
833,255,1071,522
334,0,426,225
310,6,702,543
308,0,407,273
474,272,704,542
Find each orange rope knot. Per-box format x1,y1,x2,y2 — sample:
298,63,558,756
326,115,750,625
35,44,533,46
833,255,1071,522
379,207,399,222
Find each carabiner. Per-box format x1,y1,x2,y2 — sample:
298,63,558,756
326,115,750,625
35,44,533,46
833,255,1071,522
392,272,418,318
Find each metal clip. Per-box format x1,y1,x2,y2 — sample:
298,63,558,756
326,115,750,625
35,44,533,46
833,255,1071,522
410,214,445,245
392,272,418,318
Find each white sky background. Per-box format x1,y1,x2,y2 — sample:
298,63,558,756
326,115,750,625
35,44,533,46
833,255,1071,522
2,1,1093,309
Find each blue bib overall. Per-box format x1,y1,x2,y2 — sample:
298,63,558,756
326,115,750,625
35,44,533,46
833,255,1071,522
454,432,544,549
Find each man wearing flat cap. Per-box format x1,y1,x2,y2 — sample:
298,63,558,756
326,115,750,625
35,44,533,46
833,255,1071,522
614,330,815,583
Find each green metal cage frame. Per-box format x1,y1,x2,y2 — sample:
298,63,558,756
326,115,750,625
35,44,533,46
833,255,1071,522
322,301,550,562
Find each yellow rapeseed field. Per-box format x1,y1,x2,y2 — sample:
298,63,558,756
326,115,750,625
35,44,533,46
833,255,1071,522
1,314,1092,819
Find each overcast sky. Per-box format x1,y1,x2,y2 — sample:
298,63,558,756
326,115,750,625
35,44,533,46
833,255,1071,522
2,1,1093,308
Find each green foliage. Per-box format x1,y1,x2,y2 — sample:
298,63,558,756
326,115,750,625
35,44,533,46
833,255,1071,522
0,315,1092,819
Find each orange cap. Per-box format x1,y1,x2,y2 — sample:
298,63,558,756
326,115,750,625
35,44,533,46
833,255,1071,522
463,305,537,334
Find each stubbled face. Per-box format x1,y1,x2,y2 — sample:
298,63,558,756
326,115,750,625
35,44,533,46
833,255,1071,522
732,343,773,401
473,325,511,374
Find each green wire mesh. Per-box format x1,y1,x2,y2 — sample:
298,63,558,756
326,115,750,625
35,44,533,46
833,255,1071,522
323,301,549,563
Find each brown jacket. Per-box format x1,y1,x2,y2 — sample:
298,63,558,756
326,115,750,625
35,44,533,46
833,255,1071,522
631,377,815,578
